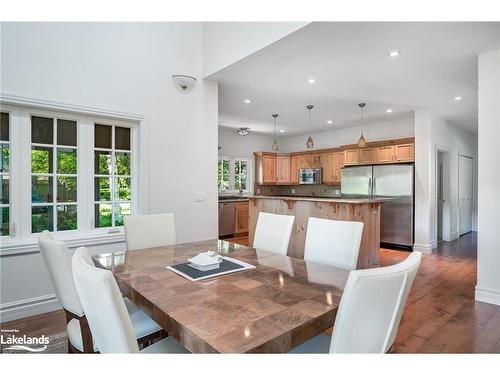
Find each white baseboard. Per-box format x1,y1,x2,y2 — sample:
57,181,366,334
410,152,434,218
444,232,459,241
0,294,61,323
475,286,500,306
413,242,437,255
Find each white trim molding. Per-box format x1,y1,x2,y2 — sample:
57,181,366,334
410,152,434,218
413,242,437,255
0,294,61,323
444,231,460,242
475,286,500,306
0,93,145,121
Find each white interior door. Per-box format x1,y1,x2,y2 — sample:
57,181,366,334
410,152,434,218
459,155,473,235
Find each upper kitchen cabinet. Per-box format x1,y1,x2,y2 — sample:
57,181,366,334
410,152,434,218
344,148,360,166
276,155,291,184
377,145,395,163
359,147,377,164
376,143,414,163
321,152,335,183
255,152,277,185
395,143,414,162
333,151,345,183
290,155,300,184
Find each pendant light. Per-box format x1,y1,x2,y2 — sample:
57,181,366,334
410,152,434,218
272,114,279,151
357,102,367,148
305,104,314,149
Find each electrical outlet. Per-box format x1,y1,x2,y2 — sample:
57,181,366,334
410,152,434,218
194,192,206,202
291,189,296,194
257,188,260,194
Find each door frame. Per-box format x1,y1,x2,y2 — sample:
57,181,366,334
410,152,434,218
434,145,451,243
458,153,475,236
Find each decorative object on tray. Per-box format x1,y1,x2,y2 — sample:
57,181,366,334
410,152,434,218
166,253,256,281
187,251,223,271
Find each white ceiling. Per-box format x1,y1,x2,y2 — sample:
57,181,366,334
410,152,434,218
209,22,500,135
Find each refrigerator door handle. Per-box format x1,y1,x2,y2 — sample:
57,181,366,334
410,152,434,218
368,177,372,194
373,177,376,194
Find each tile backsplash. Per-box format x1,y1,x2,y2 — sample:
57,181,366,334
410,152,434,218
255,184,341,198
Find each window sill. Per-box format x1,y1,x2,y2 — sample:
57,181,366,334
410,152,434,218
0,231,126,256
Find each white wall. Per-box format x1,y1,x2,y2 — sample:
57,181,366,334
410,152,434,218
476,49,500,306
279,117,415,152
218,126,275,193
414,109,478,254
202,22,308,78
0,22,219,321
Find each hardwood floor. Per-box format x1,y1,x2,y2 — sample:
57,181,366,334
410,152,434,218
2,232,500,353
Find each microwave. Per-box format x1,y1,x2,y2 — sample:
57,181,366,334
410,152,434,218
299,168,323,185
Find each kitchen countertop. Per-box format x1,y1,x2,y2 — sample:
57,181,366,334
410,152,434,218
218,198,249,203
248,195,393,204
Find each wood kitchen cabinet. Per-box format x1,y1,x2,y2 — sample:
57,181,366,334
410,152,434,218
276,155,291,184
344,149,360,166
377,145,395,163
321,152,335,183
255,152,277,185
333,151,344,183
395,143,414,162
359,147,378,164
234,201,249,234
290,155,300,184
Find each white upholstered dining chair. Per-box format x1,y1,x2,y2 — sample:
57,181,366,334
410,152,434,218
38,231,165,353
72,247,189,353
304,217,364,270
252,212,295,255
290,251,422,353
123,213,176,251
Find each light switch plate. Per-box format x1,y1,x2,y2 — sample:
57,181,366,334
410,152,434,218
194,192,206,202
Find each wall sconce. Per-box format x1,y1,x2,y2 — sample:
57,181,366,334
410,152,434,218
172,75,197,92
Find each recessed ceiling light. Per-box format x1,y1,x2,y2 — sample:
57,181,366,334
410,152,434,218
327,120,332,124
308,78,316,84
454,96,462,101
243,99,251,104
279,129,285,133
388,50,401,57
386,109,393,113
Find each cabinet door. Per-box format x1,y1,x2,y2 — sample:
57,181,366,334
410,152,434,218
299,154,313,168
395,143,414,162
359,147,377,165
344,149,360,165
333,151,345,183
377,145,395,163
290,155,300,184
262,154,276,183
276,155,290,183
234,202,249,234
312,153,322,167
321,152,335,183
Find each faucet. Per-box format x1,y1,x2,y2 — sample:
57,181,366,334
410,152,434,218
238,189,243,197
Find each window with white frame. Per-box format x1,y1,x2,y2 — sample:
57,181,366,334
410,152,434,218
31,116,78,233
218,157,249,192
1,112,10,236
94,124,132,228
0,104,138,243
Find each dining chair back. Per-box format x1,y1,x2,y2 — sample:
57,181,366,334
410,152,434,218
252,212,295,255
124,213,176,251
38,231,84,316
72,247,140,353
330,251,422,353
304,217,364,270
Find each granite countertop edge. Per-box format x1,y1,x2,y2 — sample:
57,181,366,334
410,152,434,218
248,195,393,204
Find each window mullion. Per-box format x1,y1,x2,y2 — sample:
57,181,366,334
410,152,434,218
53,118,57,232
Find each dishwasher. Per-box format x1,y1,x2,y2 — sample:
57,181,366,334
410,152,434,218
218,202,236,237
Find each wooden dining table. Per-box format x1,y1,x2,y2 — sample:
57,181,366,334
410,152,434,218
92,239,349,353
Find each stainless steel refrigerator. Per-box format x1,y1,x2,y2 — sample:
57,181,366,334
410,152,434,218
341,164,414,249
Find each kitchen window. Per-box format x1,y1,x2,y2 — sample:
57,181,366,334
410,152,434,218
0,103,138,245
218,157,249,193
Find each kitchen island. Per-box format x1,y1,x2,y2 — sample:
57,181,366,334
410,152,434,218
248,195,389,268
